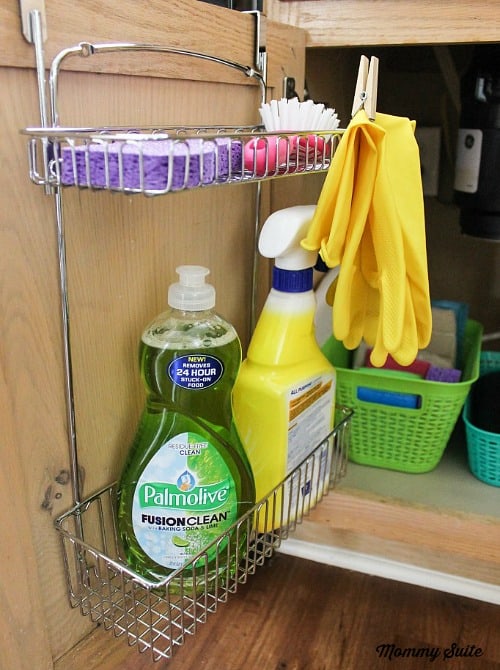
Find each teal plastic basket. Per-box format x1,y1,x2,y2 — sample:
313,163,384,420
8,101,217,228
463,351,500,487
322,320,482,473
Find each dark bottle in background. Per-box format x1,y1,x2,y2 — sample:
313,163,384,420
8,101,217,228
454,45,500,240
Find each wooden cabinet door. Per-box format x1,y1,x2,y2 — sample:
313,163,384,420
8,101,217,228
0,1,306,666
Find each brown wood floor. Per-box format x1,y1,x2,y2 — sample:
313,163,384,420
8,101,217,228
58,554,500,670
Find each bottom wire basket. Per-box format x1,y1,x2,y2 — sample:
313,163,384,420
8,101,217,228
55,406,352,663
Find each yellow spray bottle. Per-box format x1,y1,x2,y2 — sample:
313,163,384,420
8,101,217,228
232,205,336,531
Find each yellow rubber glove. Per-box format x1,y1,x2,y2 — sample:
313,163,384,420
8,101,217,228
302,110,383,267
302,110,432,366
302,111,385,351
365,116,409,365
332,128,383,348
371,113,432,364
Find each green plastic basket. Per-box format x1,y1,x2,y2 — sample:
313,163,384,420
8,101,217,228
463,351,500,487
322,320,483,473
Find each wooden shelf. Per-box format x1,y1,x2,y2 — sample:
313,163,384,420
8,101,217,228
265,0,500,48
281,425,500,603
338,425,500,520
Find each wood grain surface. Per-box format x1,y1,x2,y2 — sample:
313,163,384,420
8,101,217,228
56,553,500,670
265,0,500,47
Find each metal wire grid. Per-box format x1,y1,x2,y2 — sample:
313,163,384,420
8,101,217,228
23,126,342,195
55,407,352,663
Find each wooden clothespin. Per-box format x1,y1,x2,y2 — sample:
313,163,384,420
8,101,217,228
351,55,379,121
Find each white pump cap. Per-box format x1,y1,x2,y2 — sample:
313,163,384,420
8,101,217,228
168,265,216,311
258,205,318,270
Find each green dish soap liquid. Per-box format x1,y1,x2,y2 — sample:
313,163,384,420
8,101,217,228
116,266,255,587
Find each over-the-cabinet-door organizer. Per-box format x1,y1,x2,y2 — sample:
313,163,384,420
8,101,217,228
20,5,351,663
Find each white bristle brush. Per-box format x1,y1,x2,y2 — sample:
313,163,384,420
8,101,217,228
259,98,340,132
244,98,340,176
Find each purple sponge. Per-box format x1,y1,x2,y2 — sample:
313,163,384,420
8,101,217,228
425,366,462,383
61,137,243,191
213,137,243,179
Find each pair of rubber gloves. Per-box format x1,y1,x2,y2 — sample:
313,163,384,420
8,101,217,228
302,109,432,367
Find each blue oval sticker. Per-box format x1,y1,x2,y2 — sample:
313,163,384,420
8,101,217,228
168,354,224,390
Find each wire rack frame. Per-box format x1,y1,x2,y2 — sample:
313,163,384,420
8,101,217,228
55,407,352,663
21,28,342,196
20,15,353,665
20,27,343,501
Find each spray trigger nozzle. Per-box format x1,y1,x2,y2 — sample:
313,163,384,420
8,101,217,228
258,205,318,271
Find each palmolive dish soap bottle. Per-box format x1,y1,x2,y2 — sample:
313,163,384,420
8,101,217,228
233,206,336,531
117,266,255,585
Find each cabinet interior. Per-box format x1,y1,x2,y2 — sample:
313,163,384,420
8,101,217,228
275,42,500,600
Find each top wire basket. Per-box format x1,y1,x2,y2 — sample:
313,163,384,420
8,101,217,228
55,406,352,663
23,125,342,196
21,39,343,196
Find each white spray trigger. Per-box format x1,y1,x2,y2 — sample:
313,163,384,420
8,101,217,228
258,205,318,271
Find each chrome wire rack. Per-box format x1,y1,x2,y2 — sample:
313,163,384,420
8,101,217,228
20,14,351,665
22,125,341,195
55,407,352,663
